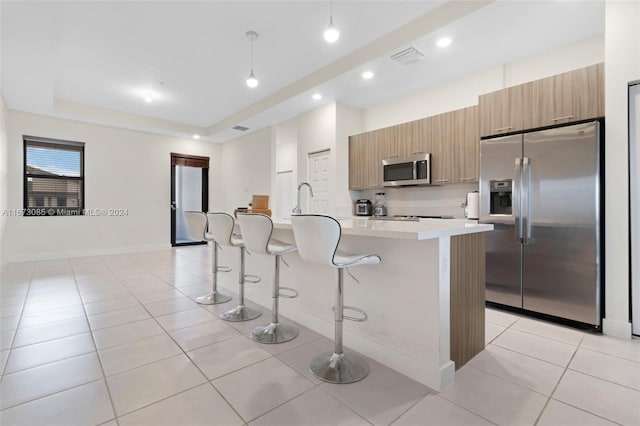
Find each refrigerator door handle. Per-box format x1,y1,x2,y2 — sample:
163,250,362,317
522,157,532,245
514,158,522,243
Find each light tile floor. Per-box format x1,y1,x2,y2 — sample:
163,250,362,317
1,246,639,426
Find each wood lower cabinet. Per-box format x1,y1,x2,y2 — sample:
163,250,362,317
526,63,603,129
479,85,525,137
454,106,479,183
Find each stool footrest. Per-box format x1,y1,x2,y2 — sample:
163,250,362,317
244,274,261,284
217,266,232,273
278,287,299,299
333,306,368,322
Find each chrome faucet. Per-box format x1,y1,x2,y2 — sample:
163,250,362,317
292,182,314,215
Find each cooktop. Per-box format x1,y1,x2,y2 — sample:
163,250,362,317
369,215,454,221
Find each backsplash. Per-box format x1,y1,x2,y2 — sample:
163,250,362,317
356,183,478,218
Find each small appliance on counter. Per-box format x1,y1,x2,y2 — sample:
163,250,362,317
464,191,479,220
354,199,372,216
373,192,387,217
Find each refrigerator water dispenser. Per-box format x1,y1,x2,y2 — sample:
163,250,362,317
489,179,512,215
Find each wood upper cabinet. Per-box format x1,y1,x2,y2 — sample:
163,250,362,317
525,63,603,129
431,111,455,185
348,133,366,190
409,117,432,156
454,106,479,183
348,129,383,190
379,126,406,160
479,85,525,137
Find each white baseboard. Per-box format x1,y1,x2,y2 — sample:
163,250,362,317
603,318,633,339
6,243,172,263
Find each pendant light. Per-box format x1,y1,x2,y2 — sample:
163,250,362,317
246,31,259,88
323,0,339,44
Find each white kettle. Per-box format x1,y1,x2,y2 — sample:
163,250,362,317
465,191,479,220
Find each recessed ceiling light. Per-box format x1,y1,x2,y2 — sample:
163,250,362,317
312,93,323,100
144,95,153,103
436,37,452,48
193,134,200,140
362,71,374,80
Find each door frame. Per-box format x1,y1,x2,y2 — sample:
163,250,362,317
170,153,209,247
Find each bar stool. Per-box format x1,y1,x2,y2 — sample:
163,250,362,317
291,214,380,384
184,211,233,305
237,213,299,344
207,212,262,321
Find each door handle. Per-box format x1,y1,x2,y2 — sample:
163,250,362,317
522,157,531,245
514,158,522,243
171,201,177,211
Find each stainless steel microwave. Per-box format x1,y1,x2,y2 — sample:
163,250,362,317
382,153,431,186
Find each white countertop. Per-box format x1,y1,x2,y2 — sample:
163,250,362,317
273,217,493,240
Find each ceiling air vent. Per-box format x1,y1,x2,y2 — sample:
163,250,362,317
232,125,249,131
390,46,427,66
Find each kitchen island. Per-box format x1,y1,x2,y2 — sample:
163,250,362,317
215,217,493,391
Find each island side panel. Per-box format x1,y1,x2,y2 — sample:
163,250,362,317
449,232,486,368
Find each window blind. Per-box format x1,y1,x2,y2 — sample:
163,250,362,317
23,136,85,216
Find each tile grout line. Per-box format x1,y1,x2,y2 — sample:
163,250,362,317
386,391,433,426
1,261,37,378
417,393,499,426
114,251,250,423
71,256,121,425
532,332,584,426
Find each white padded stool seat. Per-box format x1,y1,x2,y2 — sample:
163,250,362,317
291,214,380,384
189,211,233,306
205,212,262,321
184,211,208,241
237,213,299,344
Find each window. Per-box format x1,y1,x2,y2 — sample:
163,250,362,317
23,135,85,216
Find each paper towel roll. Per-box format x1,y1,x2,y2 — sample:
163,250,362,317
466,192,479,220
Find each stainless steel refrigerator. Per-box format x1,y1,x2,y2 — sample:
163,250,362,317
479,120,602,328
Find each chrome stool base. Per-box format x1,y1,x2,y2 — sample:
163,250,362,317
196,291,232,305
220,305,262,322
251,322,298,344
310,351,369,384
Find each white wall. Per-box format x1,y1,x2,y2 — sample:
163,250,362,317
297,103,337,215
5,111,222,261
0,93,8,269
271,118,298,218
219,127,271,214
603,0,639,338
335,103,364,217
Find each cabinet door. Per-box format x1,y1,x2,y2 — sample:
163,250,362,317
479,85,524,137
454,106,479,183
379,125,407,160
597,62,605,117
365,129,384,188
525,75,556,129
348,134,365,190
567,63,601,122
408,117,432,156
431,112,455,184
526,64,603,129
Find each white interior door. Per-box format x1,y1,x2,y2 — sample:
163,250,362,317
308,150,330,214
275,170,294,219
